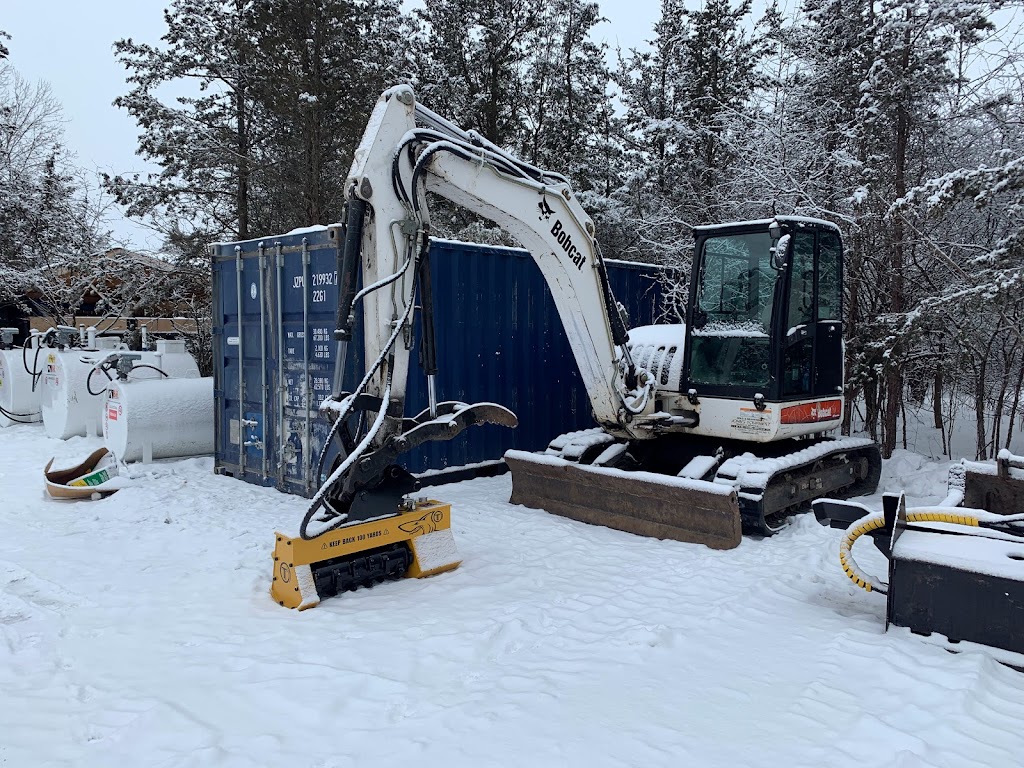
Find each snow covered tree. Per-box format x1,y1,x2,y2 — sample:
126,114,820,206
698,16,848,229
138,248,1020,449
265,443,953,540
850,0,992,456
109,0,412,241
518,0,611,186
894,100,1024,457
250,0,412,231
415,0,543,148
107,0,260,241
752,0,995,456
0,63,108,323
613,0,761,266
414,0,613,244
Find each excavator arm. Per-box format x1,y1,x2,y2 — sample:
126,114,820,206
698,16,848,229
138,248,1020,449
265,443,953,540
344,84,654,438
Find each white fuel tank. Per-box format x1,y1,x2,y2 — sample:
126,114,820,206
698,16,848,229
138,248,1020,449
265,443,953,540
40,339,201,440
0,347,43,427
103,376,214,462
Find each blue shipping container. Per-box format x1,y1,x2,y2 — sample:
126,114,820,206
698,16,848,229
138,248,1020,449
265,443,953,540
211,230,668,497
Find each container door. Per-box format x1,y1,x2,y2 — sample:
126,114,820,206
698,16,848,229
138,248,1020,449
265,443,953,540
217,251,271,485
277,242,346,497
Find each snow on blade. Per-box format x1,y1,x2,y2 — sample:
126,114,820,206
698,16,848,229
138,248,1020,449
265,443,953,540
508,449,736,495
411,528,460,573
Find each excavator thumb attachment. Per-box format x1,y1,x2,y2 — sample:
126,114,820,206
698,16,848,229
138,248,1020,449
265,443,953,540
505,451,742,550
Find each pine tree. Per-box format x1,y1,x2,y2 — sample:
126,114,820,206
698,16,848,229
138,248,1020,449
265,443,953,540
614,0,760,265
415,0,543,147
679,0,759,220
108,0,412,241
519,0,610,188
108,0,259,240
252,0,412,231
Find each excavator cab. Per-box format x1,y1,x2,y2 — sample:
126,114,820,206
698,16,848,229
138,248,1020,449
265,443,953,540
685,218,845,417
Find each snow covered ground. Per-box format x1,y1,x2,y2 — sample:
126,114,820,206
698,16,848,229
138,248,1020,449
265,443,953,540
3,425,1024,767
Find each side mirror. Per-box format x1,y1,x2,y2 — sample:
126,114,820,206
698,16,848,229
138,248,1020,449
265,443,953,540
770,233,790,270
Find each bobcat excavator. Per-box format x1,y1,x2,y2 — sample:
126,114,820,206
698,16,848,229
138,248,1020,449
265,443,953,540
269,84,881,609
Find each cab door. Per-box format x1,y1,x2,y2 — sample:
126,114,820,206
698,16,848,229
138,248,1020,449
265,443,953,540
779,227,844,400
780,231,816,398
813,230,844,397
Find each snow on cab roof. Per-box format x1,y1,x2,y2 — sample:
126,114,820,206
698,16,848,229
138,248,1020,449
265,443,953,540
693,216,840,232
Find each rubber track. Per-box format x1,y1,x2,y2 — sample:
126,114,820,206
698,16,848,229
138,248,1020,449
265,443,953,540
734,444,883,535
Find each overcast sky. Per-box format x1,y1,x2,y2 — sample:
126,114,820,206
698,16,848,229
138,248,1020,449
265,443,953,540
4,1,661,249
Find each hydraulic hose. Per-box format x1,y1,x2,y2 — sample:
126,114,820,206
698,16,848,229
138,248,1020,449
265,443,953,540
301,365,394,540
313,245,418,487
840,510,987,594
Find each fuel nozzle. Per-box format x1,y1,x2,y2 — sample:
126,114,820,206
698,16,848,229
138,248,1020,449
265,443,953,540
115,353,142,381
0,327,18,350
53,326,78,350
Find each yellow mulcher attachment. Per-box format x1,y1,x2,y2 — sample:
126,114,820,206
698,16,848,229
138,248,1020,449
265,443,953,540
271,500,461,610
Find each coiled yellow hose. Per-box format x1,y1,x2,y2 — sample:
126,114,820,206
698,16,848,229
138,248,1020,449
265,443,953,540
840,511,980,594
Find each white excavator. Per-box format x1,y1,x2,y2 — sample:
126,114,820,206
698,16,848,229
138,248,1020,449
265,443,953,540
276,85,881,606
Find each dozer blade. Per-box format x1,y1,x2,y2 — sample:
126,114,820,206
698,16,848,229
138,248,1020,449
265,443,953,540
505,450,742,550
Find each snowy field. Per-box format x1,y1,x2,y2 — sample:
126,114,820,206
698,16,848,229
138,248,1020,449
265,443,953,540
3,425,1024,767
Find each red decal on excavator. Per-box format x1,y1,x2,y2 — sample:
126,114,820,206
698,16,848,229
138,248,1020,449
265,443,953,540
781,399,842,424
